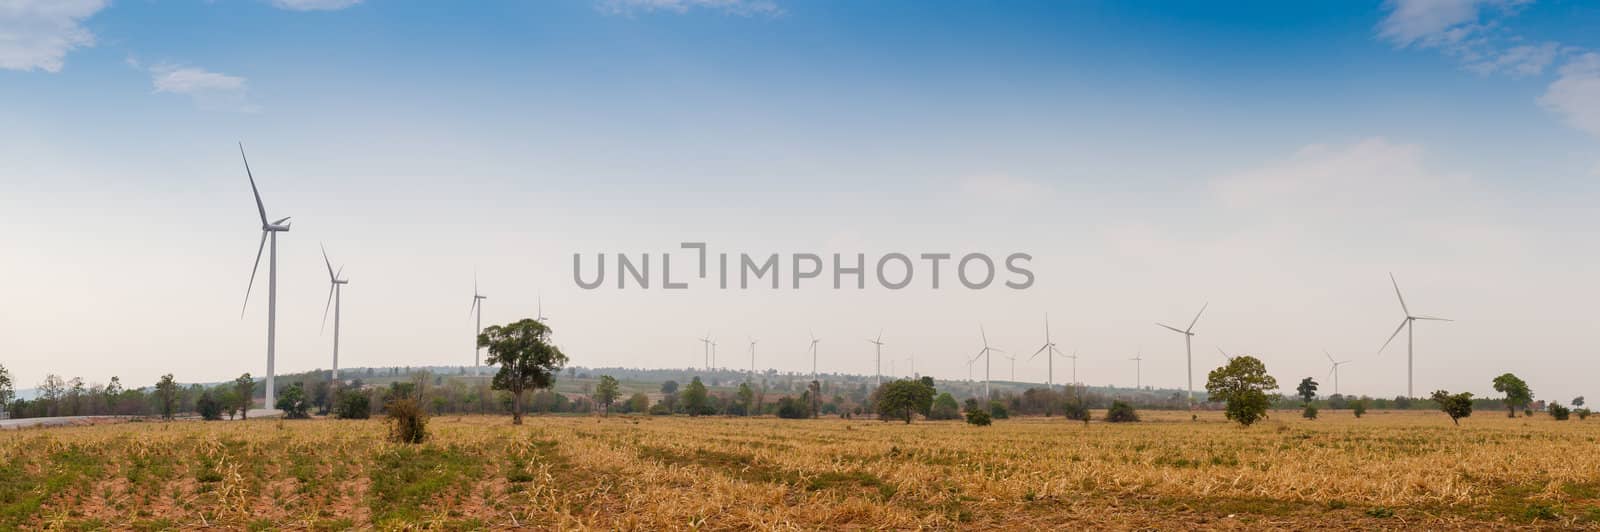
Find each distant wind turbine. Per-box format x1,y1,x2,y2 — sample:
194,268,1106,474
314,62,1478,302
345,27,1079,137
969,325,1002,399
537,295,549,323
469,274,487,376
1325,350,1352,396
1157,302,1207,407
1130,349,1144,389
319,245,348,383
1003,352,1017,381
699,333,712,370
808,330,820,382
238,142,291,411
748,337,757,376
1379,273,1451,398
1028,314,1068,388
867,331,885,387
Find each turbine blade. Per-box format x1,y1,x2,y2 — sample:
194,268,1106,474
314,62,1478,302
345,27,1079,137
1029,344,1048,359
272,216,291,226
1187,302,1208,332
321,244,336,280
1413,315,1452,321
321,283,335,333
335,265,344,280
1390,273,1410,316
980,324,989,347
239,142,268,226
241,231,267,318
1325,350,1335,363
1156,323,1187,335
1327,366,1336,380
1378,319,1408,353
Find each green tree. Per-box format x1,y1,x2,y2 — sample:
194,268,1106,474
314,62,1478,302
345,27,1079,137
276,382,311,419
735,383,755,416
0,364,13,414
965,409,992,426
1573,396,1585,407
627,392,650,413
335,389,371,419
104,376,123,414
1297,377,1319,405
479,318,568,425
681,377,711,416
1205,355,1278,427
1492,373,1532,418
1105,400,1139,423
595,375,620,416
929,392,961,420
234,373,255,420
196,390,223,420
155,374,178,420
1353,399,1368,418
1549,403,1571,421
874,379,936,423
1431,390,1473,425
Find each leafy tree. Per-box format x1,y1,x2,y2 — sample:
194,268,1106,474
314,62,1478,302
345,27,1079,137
965,409,992,426
776,396,809,419
660,380,679,396
155,374,178,420
1205,356,1278,427
104,376,123,413
680,377,712,416
0,364,12,414
1297,377,1319,405
1549,403,1571,420
1573,396,1585,407
479,318,568,425
929,393,961,420
276,382,311,419
1492,373,1532,418
1105,400,1139,422
196,390,224,421
1353,399,1368,418
234,373,255,419
335,389,371,419
595,375,620,416
735,383,755,417
1431,390,1473,425
874,379,936,423
627,393,650,414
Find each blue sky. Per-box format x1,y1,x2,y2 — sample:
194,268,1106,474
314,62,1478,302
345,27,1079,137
2,0,1598,401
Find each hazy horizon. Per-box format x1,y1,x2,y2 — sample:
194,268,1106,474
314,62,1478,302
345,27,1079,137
3,0,1598,403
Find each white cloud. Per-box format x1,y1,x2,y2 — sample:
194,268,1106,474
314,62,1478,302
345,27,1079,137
1377,0,1501,48
0,0,108,72
148,64,258,112
1540,53,1600,138
1212,137,1474,215
597,0,782,17
1464,42,1559,77
269,0,363,11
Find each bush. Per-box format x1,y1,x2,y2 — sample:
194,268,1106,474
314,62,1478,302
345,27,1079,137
1104,400,1139,423
1302,405,1318,420
384,397,428,444
1062,399,1090,424
965,409,992,426
276,383,311,419
648,402,672,416
776,396,809,419
1549,403,1570,421
1577,408,1591,421
1353,400,1367,418
334,389,370,419
987,400,1009,420
929,393,961,420
196,391,223,421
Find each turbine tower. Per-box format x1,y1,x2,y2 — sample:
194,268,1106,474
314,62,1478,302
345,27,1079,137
867,331,885,387
969,325,1001,399
1029,314,1067,388
1324,350,1352,396
1157,302,1208,407
470,275,487,376
238,143,291,412
1003,353,1017,381
537,295,549,323
1379,273,1451,398
319,245,348,383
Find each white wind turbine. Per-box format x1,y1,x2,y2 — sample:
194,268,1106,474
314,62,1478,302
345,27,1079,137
969,325,1002,399
748,337,757,376
867,330,885,387
699,333,712,370
470,275,487,376
537,295,549,323
1130,349,1144,389
1003,353,1017,381
1028,314,1068,388
238,143,291,412
319,245,348,383
1157,303,1208,407
1324,350,1352,396
1379,273,1451,398
807,331,820,382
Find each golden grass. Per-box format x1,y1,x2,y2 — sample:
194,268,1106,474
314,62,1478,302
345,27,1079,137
3,410,1599,529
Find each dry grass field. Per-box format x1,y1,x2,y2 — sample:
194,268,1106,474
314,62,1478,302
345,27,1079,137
3,410,1599,530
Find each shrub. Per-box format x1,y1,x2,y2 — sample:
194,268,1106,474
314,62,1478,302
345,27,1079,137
1549,403,1570,421
385,397,428,444
276,383,311,419
1353,400,1367,418
1302,405,1318,420
929,393,961,420
987,400,1009,420
776,396,809,419
196,391,224,421
1062,399,1090,424
1104,401,1139,423
647,402,672,416
334,389,371,419
1577,408,1591,420
965,409,992,426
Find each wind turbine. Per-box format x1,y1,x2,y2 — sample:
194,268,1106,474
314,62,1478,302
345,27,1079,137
808,330,820,382
1028,314,1067,388
1130,349,1144,389
470,275,487,376
238,143,291,412
748,337,757,376
1063,348,1079,386
699,333,712,370
969,325,1001,399
867,330,885,387
1156,302,1207,407
537,295,549,323
1003,353,1017,381
1324,350,1352,396
1379,273,1451,398
319,245,348,383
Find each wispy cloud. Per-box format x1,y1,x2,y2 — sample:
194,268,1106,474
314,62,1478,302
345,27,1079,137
1212,137,1473,215
1540,53,1600,138
145,63,259,113
269,0,363,11
0,0,108,73
596,0,782,17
